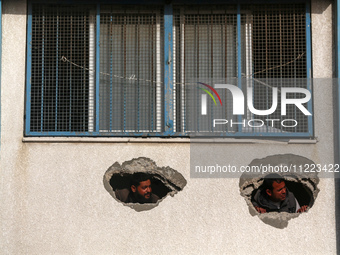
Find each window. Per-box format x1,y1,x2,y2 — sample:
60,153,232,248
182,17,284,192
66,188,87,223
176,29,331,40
25,2,312,137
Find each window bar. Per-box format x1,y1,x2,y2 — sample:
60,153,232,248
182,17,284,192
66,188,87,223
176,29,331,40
224,13,228,127
123,15,127,132
82,12,85,131
69,15,73,131
210,14,214,133
88,10,95,132
196,15,200,132
245,12,253,122
265,10,270,133
156,11,161,132
55,12,59,131
164,4,174,135
82,12,86,131
224,13,227,78
180,8,185,133
280,9,283,79
265,8,268,75
137,16,140,132
41,11,45,132
82,14,85,131
0,0,2,141
173,14,176,133
249,14,255,133
96,4,100,133
293,11,297,133
109,14,113,132
210,14,214,78
25,3,33,134
265,8,270,133
279,8,283,133
237,4,242,133
293,10,297,79
150,14,154,131
306,2,313,135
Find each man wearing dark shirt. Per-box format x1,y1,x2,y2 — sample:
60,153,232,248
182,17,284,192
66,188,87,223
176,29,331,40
115,173,159,204
252,173,308,213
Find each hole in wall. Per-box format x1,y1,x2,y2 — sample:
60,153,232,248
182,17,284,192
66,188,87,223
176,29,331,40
239,154,319,229
104,157,187,212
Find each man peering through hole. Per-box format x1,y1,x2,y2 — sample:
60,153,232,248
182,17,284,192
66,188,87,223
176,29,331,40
252,173,308,213
115,172,160,204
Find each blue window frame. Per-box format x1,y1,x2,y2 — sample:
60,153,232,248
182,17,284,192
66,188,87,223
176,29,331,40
25,1,312,137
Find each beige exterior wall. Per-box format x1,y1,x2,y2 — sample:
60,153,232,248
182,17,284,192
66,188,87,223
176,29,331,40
0,0,337,254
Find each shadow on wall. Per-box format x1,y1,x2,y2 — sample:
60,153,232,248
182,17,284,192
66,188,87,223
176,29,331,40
239,154,319,229
103,157,187,212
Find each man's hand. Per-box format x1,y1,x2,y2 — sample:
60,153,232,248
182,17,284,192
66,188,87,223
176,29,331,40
297,205,309,213
255,206,266,213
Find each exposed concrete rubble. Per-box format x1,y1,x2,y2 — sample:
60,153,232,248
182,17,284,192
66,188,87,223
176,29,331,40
239,154,319,229
104,157,187,212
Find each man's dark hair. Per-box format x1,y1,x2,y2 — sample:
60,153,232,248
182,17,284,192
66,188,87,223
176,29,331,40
130,172,151,188
262,173,285,191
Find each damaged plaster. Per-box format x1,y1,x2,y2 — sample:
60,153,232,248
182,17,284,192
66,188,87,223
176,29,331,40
103,157,187,212
239,154,319,229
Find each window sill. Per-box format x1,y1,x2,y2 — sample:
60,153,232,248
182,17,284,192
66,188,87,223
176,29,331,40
22,137,318,144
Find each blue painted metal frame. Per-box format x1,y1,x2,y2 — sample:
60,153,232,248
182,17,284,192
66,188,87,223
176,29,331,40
29,0,308,4
164,4,174,136
336,0,340,246
338,0,340,135
335,0,340,155
55,12,59,131
305,2,313,137
96,4,100,132
236,4,243,132
25,3,33,135
41,13,45,132
237,4,242,82
25,1,313,138
26,130,312,138
109,14,113,132
0,2,1,147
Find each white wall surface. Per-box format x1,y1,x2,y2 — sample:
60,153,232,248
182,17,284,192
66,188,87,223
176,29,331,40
0,0,337,254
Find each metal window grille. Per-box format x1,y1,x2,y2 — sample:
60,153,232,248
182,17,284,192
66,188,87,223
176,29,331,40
172,4,310,135
29,5,93,133
173,5,238,133
245,4,309,134
99,5,164,133
250,5,307,79
26,3,311,137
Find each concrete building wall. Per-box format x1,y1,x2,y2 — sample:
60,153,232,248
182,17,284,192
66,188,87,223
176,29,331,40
0,0,337,254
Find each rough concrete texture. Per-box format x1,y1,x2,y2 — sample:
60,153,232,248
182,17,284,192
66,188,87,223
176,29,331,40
0,0,337,254
239,154,320,229
312,0,333,78
104,157,187,211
